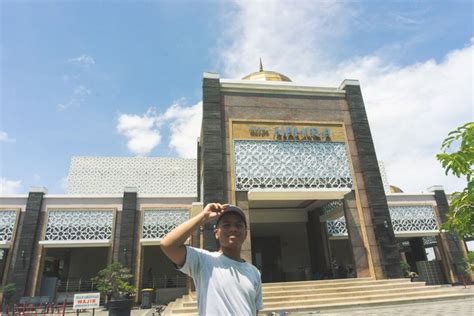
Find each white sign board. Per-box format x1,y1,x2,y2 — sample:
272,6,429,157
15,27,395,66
73,293,100,310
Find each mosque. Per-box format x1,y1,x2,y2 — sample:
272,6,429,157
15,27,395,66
0,64,468,302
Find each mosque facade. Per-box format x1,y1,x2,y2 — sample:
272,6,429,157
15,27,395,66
0,67,468,302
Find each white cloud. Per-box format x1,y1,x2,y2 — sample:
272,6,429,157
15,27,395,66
117,109,162,156
0,178,22,194
218,0,346,80
60,176,68,193
216,0,473,193
0,131,15,143
117,101,202,158
161,102,202,158
68,54,96,67
57,85,91,111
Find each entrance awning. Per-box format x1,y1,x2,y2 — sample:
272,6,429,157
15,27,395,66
248,188,351,201
39,240,111,248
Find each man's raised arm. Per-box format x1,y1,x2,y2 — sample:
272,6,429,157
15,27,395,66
160,203,226,266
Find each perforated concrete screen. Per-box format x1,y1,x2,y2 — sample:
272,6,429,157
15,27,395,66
67,157,197,195
234,140,353,191
0,210,16,242
45,210,113,241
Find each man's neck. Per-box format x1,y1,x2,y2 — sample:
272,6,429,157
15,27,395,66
219,247,243,262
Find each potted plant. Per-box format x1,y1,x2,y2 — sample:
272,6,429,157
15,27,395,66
400,261,411,277
92,262,136,316
1,283,16,313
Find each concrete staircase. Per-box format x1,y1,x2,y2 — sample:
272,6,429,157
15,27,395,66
162,278,474,315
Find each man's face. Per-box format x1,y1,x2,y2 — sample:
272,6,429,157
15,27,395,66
215,213,247,250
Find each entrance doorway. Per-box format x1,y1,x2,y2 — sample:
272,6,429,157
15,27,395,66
252,236,282,282
40,247,108,295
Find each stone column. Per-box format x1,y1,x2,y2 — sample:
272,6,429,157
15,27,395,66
341,80,402,278
343,191,371,277
429,185,467,283
117,188,138,275
307,209,329,276
235,192,252,263
200,72,227,251
409,238,427,261
7,187,46,300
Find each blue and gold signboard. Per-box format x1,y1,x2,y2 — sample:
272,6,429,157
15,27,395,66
230,120,346,142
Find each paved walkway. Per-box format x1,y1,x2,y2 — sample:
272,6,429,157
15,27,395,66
315,297,474,315
278,286,474,316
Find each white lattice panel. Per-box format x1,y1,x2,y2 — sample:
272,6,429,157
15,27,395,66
142,209,189,240
67,157,197,195
322,200,343,215
234,141,353,191
378,161,390,194
390,205,438,233
327,216,347,236
0,211,16,242
326,205,438,237
45,210,113,241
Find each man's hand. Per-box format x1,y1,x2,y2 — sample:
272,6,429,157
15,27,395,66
202,203,229,221
161,202,229,267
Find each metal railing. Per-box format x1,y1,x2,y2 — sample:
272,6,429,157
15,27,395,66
57,278,97,293
142,274,187,289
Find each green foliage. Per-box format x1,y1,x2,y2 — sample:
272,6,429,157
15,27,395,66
92,262,136,300
400,261,411,276
466,251,474,264
436,122,474,237
0,283,15,295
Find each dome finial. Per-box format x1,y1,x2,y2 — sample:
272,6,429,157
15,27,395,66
259,58,263,72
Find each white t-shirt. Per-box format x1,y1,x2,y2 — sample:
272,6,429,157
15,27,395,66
179,246,263,316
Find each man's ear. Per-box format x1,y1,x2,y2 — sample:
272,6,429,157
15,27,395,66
214,228,219,240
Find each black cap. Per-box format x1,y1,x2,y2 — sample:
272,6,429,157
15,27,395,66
216,205,247,227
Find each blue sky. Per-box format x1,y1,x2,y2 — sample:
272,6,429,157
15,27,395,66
1,0,473,194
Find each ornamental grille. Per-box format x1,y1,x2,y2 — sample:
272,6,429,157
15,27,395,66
390,205,438,233
142,209,189,240
234,141,353,191
45,210,113,241
326,205,438,237
0,211,16,242
322,200,343,215
67,157,196,195
423,236,437,246
327,216,347,236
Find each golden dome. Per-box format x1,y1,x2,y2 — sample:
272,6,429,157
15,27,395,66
389,185,404,193
242,59,292,82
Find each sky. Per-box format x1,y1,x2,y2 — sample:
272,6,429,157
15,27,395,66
1,0,473,195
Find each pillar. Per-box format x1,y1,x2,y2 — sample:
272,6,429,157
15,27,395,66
7,188,46,300
116,188,138,275
429,185,467,283
343,191,370,277
200,72,227,251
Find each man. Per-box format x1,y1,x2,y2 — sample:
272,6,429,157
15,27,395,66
160,203,263,315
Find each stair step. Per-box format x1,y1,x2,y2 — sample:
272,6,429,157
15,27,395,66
260,292,474,313
180,284,434,307
164,278,474,315
171,292,474,314
262,277,374,288
262,279,415,294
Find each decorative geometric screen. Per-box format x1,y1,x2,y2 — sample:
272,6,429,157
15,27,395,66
67,157,197,195
0,211,17,242
234,141,352,191
45,210,113,241
322,200,343,215
326,205,438,237
390,205,438,233
327,216,347,236
142,209,189,240
423,236,437,247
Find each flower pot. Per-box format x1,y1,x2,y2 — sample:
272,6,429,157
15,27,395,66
108,299,133,316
